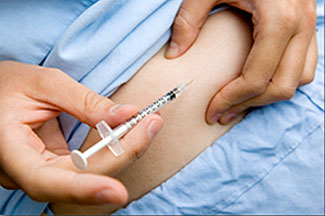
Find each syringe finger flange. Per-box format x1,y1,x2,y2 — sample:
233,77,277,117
71,81,192,170
96,120,124,157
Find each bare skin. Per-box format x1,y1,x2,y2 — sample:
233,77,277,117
166,0,317,125
50,9,253,215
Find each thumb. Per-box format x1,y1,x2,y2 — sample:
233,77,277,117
165,0,215,59
29,67,138,128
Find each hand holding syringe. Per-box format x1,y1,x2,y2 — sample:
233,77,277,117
71,81,192,170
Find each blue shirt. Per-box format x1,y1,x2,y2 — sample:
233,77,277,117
0,0,324,214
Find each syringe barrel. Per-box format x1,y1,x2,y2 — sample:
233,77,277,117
72,82,190,169
124,90,176,128
84,85,186,159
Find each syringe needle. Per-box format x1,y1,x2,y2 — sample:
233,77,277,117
185,79,194,87
71,81,192,170
174,80,194,97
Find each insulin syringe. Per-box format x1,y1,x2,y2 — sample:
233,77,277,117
71,81,192,170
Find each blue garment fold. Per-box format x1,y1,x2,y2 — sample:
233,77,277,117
115,1,325,214
0,0,323,214
44,0,183,150
0,0,182,214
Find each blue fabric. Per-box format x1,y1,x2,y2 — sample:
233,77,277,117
0,0,323,215
0,0,182,214
49,0,183,150
115,1,325,215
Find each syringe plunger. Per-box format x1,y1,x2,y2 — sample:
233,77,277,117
71,81,192,170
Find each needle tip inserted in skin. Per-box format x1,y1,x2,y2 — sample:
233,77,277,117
185,79,194,87
174,80,194,97
71,81,192,169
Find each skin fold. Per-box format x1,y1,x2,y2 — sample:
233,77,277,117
166,0,317,125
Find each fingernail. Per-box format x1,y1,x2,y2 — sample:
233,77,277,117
147,120,162,140
166,41,179,58
209,113,222,124
220,113,237,124
109,104,122,116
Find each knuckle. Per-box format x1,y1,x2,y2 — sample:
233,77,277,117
46,67,62,74
128,148,142,161
174,8,198,33
83,90,97,113
230,104,248,115
252,84,267,96
305,1,317,20
300,73,315,85
42,67,64,80
280,11,297,29
246,81,267,96
304,9,317,29
82,90,108,116
262,7,297,35
217,91,234,110
37,67,62,86
272,85,296,100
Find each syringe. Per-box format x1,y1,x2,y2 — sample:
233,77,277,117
71,81,192,170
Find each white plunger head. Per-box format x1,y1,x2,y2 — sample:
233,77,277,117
71,150,88,170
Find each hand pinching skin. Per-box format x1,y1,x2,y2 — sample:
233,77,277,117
166,0,317,125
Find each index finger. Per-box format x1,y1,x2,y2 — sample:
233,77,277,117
0,125,127,204
206,20,294,123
